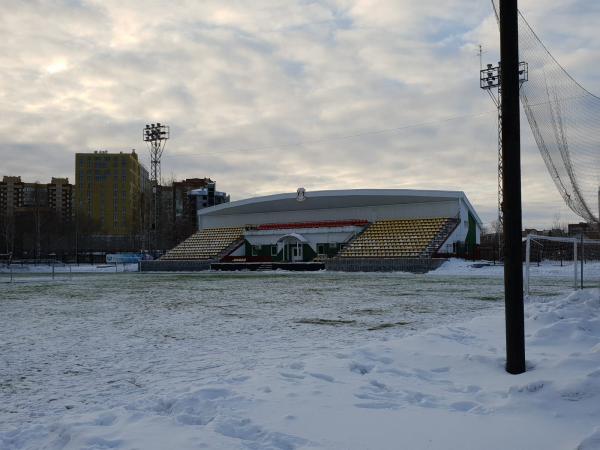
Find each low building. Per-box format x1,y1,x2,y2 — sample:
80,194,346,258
568,222,600,239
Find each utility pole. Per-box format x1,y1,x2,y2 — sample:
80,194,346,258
500,0,526,374
480,52,527,262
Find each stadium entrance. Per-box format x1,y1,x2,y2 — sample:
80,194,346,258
279,234,306,262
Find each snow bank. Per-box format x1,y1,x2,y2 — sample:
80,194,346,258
433,258,600,279
2,288,599,449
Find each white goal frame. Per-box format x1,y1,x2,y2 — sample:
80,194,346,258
524,234,578,295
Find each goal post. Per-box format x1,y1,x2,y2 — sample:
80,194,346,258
524,234,578,295
524,233,600,295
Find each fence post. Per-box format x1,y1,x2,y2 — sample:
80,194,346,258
580,234,584,289
573,239,577,290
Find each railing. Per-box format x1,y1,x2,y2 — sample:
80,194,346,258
1,260,139,282
256,219,369,231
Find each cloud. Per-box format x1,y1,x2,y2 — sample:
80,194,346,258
0,0,598,228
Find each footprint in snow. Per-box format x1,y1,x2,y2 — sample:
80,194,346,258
349,361,374,375
93,413,117,426
176,413,214,426
280,372,305,380
214,417,308,449
85,436,124,448
508,380,548,395
449,401,479,412
309,372,335,382
354,401,399,410
369,379,387,390
402,390,439,408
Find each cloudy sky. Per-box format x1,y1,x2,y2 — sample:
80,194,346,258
1,0,599,228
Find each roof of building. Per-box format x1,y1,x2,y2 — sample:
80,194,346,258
198,189,482,225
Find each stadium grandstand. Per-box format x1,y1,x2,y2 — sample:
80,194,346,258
142,189,481,272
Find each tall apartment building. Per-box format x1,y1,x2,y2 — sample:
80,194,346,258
75,150,149,235
1,176,74,257
0,176,73,220
47,178,73,223
0,176,24,215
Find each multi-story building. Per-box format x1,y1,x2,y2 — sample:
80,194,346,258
172,178,216,224
169,178,229,243
75,150,149,236
190,181,230,210
47,178,73,223
0,176,73,221
0,176,25,215
1,176,74,257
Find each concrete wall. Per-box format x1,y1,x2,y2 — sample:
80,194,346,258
140,260,211,271
325,257,446,273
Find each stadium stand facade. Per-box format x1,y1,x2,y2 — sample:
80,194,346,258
141,189,481,272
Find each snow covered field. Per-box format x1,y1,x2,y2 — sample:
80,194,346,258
1,263,599,449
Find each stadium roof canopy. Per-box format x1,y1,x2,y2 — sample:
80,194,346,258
198,189,482,225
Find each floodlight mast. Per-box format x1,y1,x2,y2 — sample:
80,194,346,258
480,60,528,233
143,123,170,252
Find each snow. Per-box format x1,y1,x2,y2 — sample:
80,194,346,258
434,258,600,278
1,263,599,449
